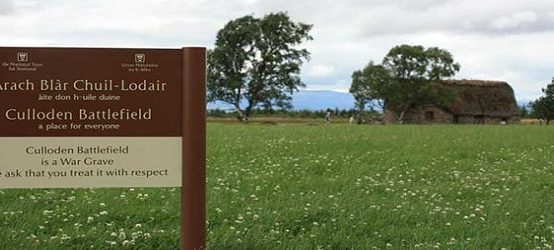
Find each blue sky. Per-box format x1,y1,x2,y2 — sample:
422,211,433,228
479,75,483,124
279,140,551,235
1,0,553,101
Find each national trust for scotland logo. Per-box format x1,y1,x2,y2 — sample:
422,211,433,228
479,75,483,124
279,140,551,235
121,52,157,73
17,52,29,62
135,53,146,63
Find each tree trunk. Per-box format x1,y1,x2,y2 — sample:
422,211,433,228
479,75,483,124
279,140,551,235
234,106,253,123
243,106,253,123
395,101,414,124
396,112,404,124
234,104,248,123
235,111,246,122
397,108,408,124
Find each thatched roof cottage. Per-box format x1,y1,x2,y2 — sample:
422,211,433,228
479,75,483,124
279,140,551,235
384,80,520,124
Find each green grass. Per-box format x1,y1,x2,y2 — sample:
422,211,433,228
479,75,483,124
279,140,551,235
1,124,554,249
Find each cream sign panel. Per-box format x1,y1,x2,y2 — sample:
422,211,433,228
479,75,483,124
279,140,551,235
0,137,181,188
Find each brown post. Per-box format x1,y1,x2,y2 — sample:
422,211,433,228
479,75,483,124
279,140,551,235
181,47,207,250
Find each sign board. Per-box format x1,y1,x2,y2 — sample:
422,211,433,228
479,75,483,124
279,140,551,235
0,47,206,249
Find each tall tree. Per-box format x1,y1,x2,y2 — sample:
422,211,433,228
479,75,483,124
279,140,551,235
208,12,312,121
531,78,554,125
349,45,460,123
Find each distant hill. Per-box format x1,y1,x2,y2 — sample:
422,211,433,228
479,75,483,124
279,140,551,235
207,90,356,111
290,90,355,110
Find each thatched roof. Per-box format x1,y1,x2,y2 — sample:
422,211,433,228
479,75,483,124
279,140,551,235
443,80,519,117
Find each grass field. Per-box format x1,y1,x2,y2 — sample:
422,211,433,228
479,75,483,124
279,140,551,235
1,123,553,249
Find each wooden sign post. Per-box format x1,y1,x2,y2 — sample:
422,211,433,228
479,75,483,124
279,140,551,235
182,48,207,250
0,47,206,250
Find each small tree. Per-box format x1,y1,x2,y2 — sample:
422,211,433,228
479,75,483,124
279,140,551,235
519,105,529,118
349,45,460,123
208,12,312,121
531,78,554,124
349,62,392,111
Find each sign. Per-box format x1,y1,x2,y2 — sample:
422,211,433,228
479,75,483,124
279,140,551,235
0,47,206,249
0,47,184,188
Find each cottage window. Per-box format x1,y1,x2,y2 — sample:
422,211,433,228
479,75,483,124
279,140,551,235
425,111,434,121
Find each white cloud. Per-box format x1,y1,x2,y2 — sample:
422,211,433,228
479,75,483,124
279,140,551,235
306,79,351,93
0,0,553,100
489,11,538,30
306,64,335,77
397,0,451,10
403,32,554,100
0,0,13,15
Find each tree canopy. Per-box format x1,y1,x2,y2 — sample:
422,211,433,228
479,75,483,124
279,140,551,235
530,78,554,124
349,62,391,110
349,45,460,123
207,12,312,121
